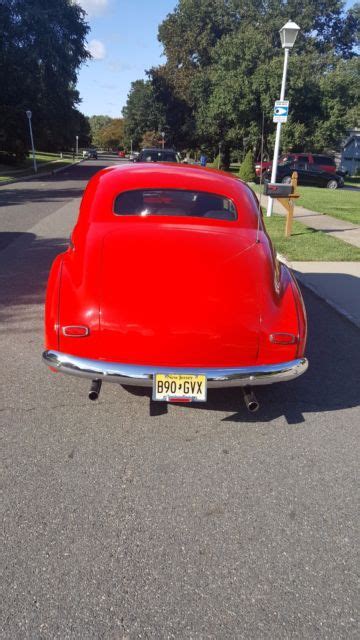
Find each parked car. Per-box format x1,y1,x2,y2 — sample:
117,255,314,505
264,160,344,188
135,148,181,163
43,164,308,409
83,149,98,159
255,152,337,180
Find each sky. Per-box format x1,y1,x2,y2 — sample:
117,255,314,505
76,0,177,118
76,0,357,119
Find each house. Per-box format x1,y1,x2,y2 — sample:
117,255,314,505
339,129,360,175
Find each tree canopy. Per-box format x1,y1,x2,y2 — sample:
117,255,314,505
88,115,113,147
0,0,90,159
122,0,359,162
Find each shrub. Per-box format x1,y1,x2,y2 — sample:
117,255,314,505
238,150,256,182
208,153,220,168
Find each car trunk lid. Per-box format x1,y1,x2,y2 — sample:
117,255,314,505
99,221,261,367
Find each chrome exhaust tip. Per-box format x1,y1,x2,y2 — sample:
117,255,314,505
89,379,102,401
242,386,259,413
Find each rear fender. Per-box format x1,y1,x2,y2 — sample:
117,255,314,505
58,242,102,358
44,254,63,350
258,260,302,365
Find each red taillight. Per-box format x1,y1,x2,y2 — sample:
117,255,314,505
62,325,89,337
270,332,297,345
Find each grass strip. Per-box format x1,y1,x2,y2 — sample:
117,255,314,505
296,186,359,225
247,182,359,225
263,213,360,261
0,158,75,183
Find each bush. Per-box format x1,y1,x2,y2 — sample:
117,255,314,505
208,153,220,168
238,150,256,182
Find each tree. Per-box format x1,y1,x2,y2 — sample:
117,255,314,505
89,115,112,147
0,0,90,158
122,80,163,149
238,150,255,182
150,0,359,157
140,130,162,148
98,119,125,149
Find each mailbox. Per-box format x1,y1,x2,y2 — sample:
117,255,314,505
264,182,293,198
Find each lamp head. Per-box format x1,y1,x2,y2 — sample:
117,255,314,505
280,20,300,49
26,110,32,119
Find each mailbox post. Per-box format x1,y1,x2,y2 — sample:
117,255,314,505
264,172,299,237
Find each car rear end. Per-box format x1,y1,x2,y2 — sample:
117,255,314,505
43,165,307,405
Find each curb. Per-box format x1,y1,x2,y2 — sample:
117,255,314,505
0,159,84,187
277,253,360,329
294,271,360,330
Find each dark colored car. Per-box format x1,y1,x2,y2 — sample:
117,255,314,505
256,152,337,179
135,148,181,163
83,149,98,160
264,160,344,189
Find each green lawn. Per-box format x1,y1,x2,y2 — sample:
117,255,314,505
230,165,360,225
296,186,360,225
263,214,360,262
0,151,76,183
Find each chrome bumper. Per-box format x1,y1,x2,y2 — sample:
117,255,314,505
42,350,308,387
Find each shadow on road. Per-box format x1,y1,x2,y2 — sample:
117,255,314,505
0,232,67,321
125,284,360,424
1,231,359,425
0,159,118,207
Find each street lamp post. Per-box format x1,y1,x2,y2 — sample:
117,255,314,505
161,131,165,150
266,20,300,217
75,135,79,157
26,110,37,173
130,139,133,155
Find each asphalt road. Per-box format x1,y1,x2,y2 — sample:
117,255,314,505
1,154,359,639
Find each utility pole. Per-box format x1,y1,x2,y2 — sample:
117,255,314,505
26,110,37,173
266,21,300,217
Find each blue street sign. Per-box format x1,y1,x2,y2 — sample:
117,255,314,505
273,100,289,123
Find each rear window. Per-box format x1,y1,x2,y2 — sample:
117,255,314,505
114,189,237,221
139,150,178,162
313,155,335,165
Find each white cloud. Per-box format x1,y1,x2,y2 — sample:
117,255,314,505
77,0,109,16
87,39,106,60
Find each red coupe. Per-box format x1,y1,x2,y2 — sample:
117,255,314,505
43,164,308,411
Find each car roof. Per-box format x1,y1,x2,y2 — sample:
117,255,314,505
141,147,177,152
79,163,260,227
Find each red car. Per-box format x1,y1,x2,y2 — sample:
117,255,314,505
43,164,308,410
118,150,126,158
255,153,337,179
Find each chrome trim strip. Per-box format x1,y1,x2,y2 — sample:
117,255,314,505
43,350,308,387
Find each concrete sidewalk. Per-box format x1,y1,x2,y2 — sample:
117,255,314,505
290,261,360,328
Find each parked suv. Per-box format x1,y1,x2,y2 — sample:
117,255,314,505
255,152,337,180
135,148,181,163
264,160,344,189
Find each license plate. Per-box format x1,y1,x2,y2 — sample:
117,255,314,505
153,374,207,402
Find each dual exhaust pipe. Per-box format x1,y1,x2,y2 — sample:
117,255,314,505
88,379,259,412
